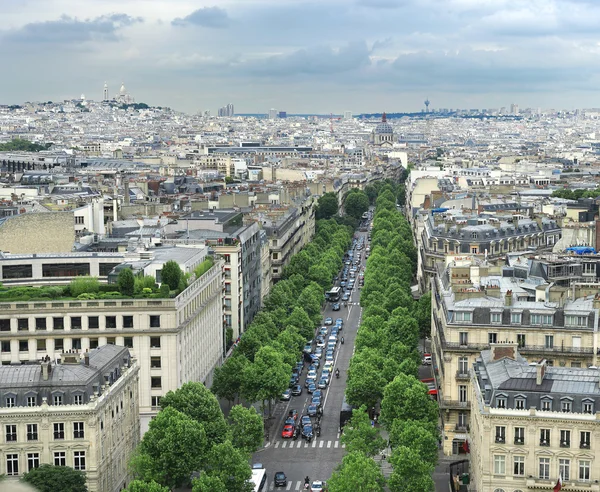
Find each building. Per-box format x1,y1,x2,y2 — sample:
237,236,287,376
0,345,140,492
470,343,600,492
268,109,277,120
371,113,395,147
217,104,234,117
0,257,224,434
0,212,75,254
431,255,600,456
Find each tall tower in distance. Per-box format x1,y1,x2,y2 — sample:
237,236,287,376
103,82,109,101
424,97,430,113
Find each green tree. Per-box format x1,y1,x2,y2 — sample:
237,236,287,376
201,441,254,492
21,464,88,492
194,257,214,278
387,446,435,492
211,355,249,405
227,405,264,454
380,374,438,429
340,405,386,457
345,190,370,220
414,292,431,340
125,480,170,492
192,474,228,492
160,382,229,446
286,306,315,340
117,268,135,296
160,260,182,291
69,276,100,297
316,192,339,219
389,420,438,466
345,361,386,410
130,407,207,489
328,452,385,492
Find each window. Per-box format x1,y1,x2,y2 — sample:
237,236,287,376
54,451,66,467
541,399,552,411
88,316,99,329
495,426,506,443
73,394,83,405
515,398,526,410
1,341,10,352
2,264,32,279
559,459,570,481
27,396,36,407
488,332,498,344
6,424,17,442
150,315,161,328
123,316,134,328
455,311,472,322
19,340,28,352
458,385,467,403
513,455,525,476
540,429,550,446
105,316,117,329
496,396,506,409
73,422,84,439
514,427,525,444
74,451,86,471
151,396,161,408
459,332,468,346
517,333,526,348
72,338,81,350
90,338,98,349
560,430,571,447
561,400,572,413
579,460,591,481
151,377,162,389
53,423,65,440
42,263,90,277
75,216,85,225
124,337,133,348
457,412,467,428
27,424,38,441
511,313,522,324
539,458,550,479
35,318,46,330
493,455,506,475
150,337,161,348
545,335,554,349
54,339,64,351
18,319,28,331
53,395,63,406
531,314,553,325
6,454,18,476
458,357,468,375
27,453,39,471
107,337,115,345
583,401,594,414
5,396,15,407
491,312,501,323
566,315,588,327
572,362,581,368
100,263,120,276
0,319,9,331
151,357,161,369
580,431,591,449
37,339,46,351
71,317,82,330
53,317,64,330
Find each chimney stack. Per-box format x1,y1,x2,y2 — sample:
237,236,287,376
41,356,52,381
84,349,89,367
536,359,547,386
491,342,517,362
504,289,513,307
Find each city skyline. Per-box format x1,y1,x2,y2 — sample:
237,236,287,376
2,0,600,113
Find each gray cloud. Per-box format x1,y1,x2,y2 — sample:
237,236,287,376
172,7,229,28
3,13,142,44
357,0,405,8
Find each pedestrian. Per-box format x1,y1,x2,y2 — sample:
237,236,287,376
371,419,375,428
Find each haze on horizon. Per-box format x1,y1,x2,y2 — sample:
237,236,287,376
1,0,599,114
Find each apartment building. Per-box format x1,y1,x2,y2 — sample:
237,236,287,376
0,345,140,492
431,256,600,455
470,343,600,492
0,259,224,434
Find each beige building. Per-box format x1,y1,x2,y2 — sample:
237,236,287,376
470,343,600,492
0,212,75,254
0,345,140,492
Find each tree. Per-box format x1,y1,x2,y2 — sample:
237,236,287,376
69,276,99,297
340,405,386,457
328,452,385,492
389,420,438,467
117,268,135,296
227,405,264,454
286,306,315,340
211,355,249,405
414,292,431,340
345,191,370,220
21,464,88,492
345,361,387,410
192,474,228,492
125,480,170,492
200,441,254,492
316,192,339,219
130,407,207,489
160,382,229,446
387,446,435,492
380,374,438,429
160,260,182,291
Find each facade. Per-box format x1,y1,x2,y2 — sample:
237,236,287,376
470,343,600,492
0,261,224,434
0,212,75,254
259,229,272,304
0,345,140,492
431,255,600,456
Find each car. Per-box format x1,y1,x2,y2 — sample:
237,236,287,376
336,318,343,326
322,368,331,380
311,480,324,491
314,348,323,359
307,369,317,380
301,415,312,427
316,338,326,348
325,353,334,363
281,424,294,439
274,471,287,487
323,361,333,372
324,317,333,326
280,389,291,401
302,424,314,439
296,361,304,374
288,409,298,421
319,326,328,336
342,293,350,301
318,378,328,389
284,417,296,426
303,344,313,354
312,396,322,407
309,357,320,368
291,384,302,396
313,389,322,398
332,303,340,311
307,403,318,417
289,375,298,388
330,328,338,337
340,281,347,289
423,354,432,365
327,342,336,352
307,382,317,393
329,334,338,343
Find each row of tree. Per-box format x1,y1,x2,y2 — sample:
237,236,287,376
331,182,439,491
552,187,600,201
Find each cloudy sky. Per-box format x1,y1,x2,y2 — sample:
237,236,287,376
1,0,600,113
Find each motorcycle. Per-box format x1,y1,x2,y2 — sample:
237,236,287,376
335,369,340,379
341,337,344,345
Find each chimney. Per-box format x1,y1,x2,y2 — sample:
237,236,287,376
490,342,517,362
41,358,52,381
84,350,90,366
504,289,513,306
536,359,547,386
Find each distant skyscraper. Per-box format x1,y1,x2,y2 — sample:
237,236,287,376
103,82,109,101
278,111,287,118
510,103,519,115
268,108,277,119
217,103,234,117
344,111,353,120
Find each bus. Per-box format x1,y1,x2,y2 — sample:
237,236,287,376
326,286,341,302
340,395,354,431
250,466,267,492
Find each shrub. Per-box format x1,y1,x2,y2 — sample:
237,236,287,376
69,277,100,297
117,268,135,296
161,261,182,290
159,284,171,297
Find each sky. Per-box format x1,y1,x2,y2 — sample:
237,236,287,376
1,0,600,113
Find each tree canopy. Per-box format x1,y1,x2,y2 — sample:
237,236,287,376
227,405,264,454
316,192,339,219
160,260,183,291
344,189,370,220
328,452,385,492
21,464,88,492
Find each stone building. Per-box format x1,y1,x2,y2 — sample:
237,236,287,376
0,212,75,254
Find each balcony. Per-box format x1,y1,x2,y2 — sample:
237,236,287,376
514,438,524,445
455,371,470,381
526,477,600,491
495,436,506,444
521,344,594,355
455,424,469,432
440,400,470,410
581,442,591,449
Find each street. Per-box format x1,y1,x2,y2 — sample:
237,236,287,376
253,231,368,490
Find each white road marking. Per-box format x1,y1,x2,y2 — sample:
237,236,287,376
295,481,301,491
286,481,292,490
334,441,339,448
319,440,324,448
282,441,287,448
312,439,317,447
297,441,302,448
327,440,332,448
274,441,280,448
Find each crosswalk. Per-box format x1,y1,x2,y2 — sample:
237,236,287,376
273,439,345,449
266,480,324,491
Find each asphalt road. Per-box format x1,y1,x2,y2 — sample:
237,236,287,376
253,231,368,490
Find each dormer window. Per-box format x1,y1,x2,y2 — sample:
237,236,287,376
455,312,472,322
5,395,16,408
531,314,553,326
561,398,573,413
582,400,594,414
471,232,477,239
515,396,527,410
541,397,553,411
496,395,507,408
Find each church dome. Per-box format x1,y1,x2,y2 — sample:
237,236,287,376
374,112,393,134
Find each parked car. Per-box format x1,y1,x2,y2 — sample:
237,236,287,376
291,384,302,396
274,472,287,487
280,389,291,401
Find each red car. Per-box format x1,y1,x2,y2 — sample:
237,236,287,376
281,424,295,439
